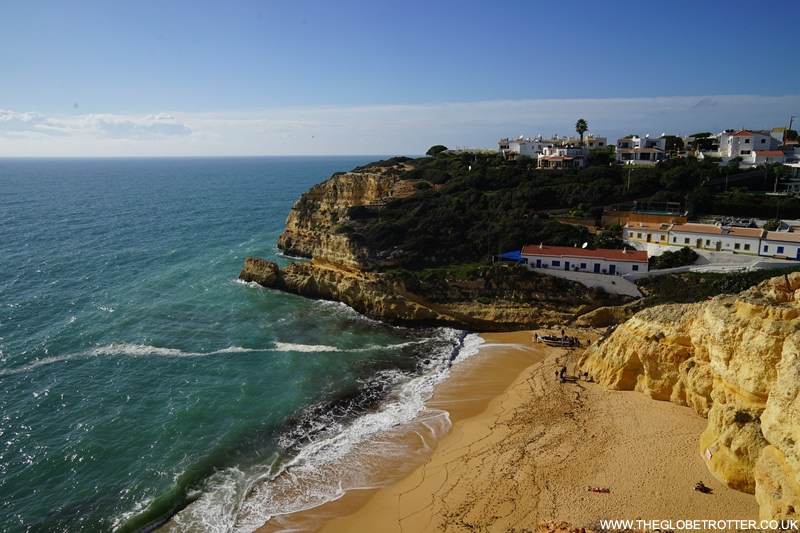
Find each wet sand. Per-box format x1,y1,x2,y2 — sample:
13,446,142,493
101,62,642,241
257,331,549,532
314,329,759,532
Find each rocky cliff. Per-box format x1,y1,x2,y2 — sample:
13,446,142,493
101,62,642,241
579,272,800,521
276,165,406,269
243,163,617,330
240,257,593,331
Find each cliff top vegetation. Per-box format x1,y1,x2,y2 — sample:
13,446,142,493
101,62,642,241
342,150,800,269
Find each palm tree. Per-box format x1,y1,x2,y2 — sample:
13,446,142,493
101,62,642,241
575,118,588,146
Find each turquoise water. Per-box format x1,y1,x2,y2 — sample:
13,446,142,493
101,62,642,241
0,157,476,532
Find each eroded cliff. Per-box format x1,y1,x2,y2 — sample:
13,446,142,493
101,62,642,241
244,162,617,330
276,165,410,268
240,257,594,331
579,272,800,520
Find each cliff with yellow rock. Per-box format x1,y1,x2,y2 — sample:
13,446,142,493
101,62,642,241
579,272,800,521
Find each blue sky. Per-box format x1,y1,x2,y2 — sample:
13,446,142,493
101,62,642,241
2,0,798,156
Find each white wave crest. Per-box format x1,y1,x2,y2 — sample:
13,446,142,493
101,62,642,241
271,342,341,353
451,332,485,365
0,345,259,376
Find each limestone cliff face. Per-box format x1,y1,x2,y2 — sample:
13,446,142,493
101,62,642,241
276,167,400,268
239,258,587,331
579,272,800,520
260,164,609,330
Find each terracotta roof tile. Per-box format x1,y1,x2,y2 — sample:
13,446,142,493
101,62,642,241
764,231,800,243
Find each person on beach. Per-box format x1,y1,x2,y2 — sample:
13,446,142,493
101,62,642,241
534,333,538,343
559,366,567,383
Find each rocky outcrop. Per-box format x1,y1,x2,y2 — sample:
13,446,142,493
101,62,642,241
240,258,590,331
579,272,800,520
239,257,279,286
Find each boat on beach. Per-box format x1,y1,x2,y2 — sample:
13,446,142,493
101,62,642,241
538,335,575,347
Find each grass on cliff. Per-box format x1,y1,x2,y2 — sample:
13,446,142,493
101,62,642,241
637,266,800,305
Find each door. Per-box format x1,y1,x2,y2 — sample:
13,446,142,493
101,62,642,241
536,259,541,268
609,264,616,275
564,261,570,271
696,238,703,249
716,241,722,251
593,263,600,273
646,234,651,243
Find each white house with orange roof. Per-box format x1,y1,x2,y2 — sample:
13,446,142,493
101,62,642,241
760,231,800,260
700,129,783,166
667,223,763,254
520,244,648,275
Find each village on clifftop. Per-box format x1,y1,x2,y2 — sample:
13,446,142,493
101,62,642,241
488,121,800,297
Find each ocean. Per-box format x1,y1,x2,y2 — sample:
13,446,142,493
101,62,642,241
0,157,481,532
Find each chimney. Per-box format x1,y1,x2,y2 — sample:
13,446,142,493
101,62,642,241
539,243,543,249
623,248,627,254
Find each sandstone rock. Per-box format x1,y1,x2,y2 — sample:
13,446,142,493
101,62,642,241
276,167,399,268
572,305,633,327
579,272,800,520
239,257,280,286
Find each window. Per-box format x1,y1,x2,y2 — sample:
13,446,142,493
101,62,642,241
745,139,750,144
764,245,769,252
744,244,750,251
632,265,639,271
741,150,751,155
637,233,642,239
684,238,690,244
778,246,785,254
552,260,560,267
761,139,766,144
660,235,666,241
673,237,677,243
734,243,740,250
705,239,710,246
599,142,604,146
580,262,587,269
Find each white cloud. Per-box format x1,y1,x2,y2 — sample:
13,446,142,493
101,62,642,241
1,94,798,156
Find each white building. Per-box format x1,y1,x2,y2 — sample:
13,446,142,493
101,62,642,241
499,133,608,159
753,150,786,165
698,129,783,167
668,223,763,254
725,129,777,159
499,136,551,158
537,145,589,169
760,231,800,260
616,135,666,165
520,244,648,275
616,135,667,151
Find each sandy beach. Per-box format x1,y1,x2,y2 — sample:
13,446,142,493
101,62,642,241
306,329,759,532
